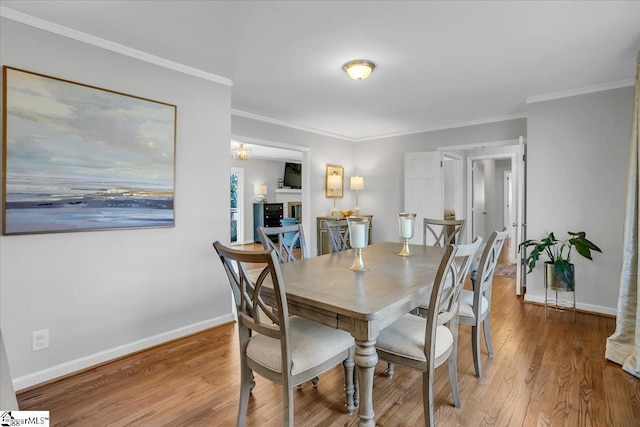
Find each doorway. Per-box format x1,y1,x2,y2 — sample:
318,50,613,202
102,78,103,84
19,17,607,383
442,152,464,227
471,160,486,241
465,141,526,295
405,138,526,294
230,167,244,245
229,136,310,248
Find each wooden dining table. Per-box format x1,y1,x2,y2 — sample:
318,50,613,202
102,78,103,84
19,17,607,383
275,241,447,427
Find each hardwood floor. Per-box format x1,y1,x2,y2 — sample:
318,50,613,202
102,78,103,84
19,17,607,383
17,249,640,426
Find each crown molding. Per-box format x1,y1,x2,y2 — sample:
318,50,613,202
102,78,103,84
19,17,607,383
231,109,357,141
232,109,528,142
0,6,233,87
525,79,634,104
357,113,528,142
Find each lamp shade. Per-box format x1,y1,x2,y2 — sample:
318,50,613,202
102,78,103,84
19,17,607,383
253,184,267,195
327,174,341,190
350,175,364,191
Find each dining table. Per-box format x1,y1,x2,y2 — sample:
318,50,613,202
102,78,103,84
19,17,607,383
274,241,447,427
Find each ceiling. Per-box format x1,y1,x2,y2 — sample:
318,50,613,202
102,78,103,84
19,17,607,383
2,1,639,142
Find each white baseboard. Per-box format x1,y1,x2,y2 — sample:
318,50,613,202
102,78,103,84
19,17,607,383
13,314,235,391
524,294,617,317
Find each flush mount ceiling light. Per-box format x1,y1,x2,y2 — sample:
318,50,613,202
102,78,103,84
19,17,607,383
343,60,375,81
232,143,251,160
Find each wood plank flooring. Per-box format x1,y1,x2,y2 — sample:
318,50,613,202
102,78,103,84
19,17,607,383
17,247,640,426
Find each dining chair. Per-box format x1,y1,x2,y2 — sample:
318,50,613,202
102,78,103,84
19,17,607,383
412,218,466,319
386,217,467,377
323,219,350,253
213,241,357,426
375,237,483,427
459,227,509,378
257,223,308,263
258,223,326,388
423,218,466,247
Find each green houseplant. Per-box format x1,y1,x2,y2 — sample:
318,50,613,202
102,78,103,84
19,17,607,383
519,231,602,290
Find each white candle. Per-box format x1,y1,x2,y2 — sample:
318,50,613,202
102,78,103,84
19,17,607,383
400,218,413,239
351,223,366,248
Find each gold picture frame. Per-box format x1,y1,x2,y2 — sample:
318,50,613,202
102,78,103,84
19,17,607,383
325,164,344,198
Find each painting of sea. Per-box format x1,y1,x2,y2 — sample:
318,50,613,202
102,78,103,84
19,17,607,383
2,67,176,235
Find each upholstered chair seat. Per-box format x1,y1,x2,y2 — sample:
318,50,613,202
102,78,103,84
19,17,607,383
247,316,354,376
458,290,489,319
376,315,454,363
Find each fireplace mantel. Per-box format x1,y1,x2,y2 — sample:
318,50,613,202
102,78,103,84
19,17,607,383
275,189,302,219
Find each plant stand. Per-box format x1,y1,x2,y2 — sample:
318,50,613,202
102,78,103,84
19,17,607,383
544,262,576,321
545,287,576,321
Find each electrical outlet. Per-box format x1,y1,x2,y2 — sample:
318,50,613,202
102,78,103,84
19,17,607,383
32,329,49,351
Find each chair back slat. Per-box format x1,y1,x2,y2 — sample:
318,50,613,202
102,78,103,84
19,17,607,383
213,241,291,344
475,227,510,309
323,219,350,253
257,224,308,263
423,218,466,247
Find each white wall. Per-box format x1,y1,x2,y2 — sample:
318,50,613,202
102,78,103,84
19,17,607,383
526,87,633,314
0,19,233,388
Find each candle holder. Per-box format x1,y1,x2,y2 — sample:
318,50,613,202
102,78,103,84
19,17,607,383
347,216,370,271
397,213,417,257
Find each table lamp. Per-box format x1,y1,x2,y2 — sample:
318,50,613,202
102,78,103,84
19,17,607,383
253,184,267,203
327,173,342,216
350,175,364,212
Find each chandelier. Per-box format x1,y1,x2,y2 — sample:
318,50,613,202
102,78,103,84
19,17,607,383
232,143,252,161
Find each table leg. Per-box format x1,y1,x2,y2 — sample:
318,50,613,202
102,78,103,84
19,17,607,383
355,339,378,427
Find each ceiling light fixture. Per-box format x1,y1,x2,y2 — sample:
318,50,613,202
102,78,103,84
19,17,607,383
232,143,251,161
343,60,375,81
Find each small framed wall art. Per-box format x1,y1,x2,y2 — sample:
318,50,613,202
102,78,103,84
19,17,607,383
325,164,344,198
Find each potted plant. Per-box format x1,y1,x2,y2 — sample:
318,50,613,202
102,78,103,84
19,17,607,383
519,231,602,291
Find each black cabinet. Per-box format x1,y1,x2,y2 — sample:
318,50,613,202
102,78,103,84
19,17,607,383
253,203,283,243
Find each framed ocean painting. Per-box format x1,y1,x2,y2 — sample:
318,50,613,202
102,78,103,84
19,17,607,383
2,67,177,235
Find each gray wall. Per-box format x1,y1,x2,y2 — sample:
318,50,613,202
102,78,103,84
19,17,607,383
525,87,633,313
1,19,232,388
354,119,527,243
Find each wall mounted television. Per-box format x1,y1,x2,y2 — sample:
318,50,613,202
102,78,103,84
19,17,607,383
283,162,301,189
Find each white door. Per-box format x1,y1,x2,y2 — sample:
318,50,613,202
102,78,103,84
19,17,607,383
404,151,442,244
503,170,517,263
515,137,526,294
472,161,486,241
